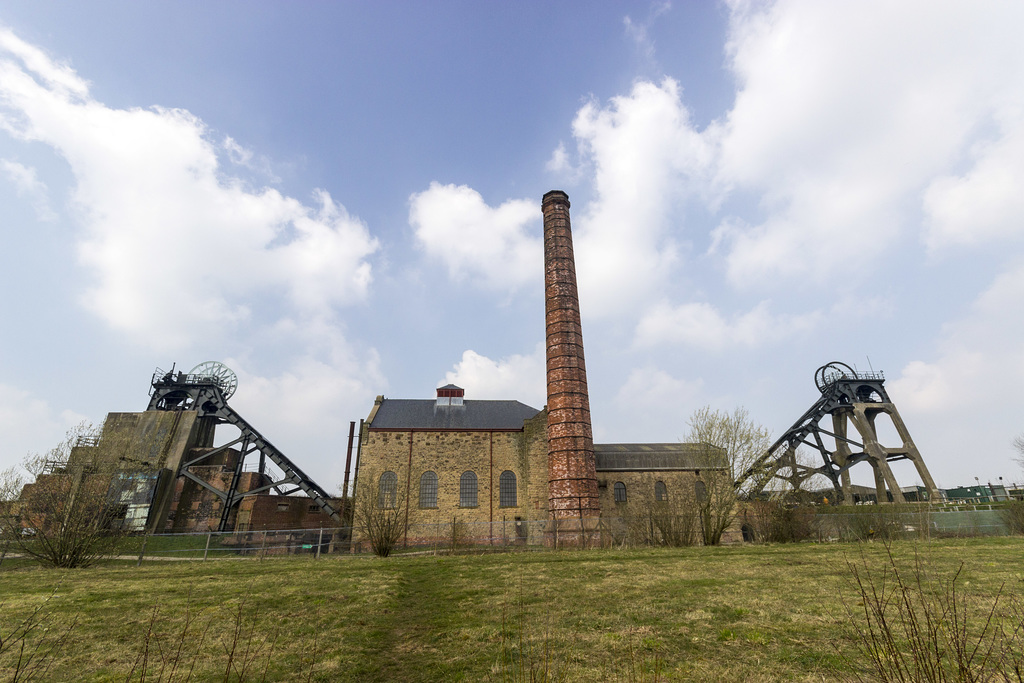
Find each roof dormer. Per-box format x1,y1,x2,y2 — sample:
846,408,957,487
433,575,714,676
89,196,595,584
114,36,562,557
436,384,465,407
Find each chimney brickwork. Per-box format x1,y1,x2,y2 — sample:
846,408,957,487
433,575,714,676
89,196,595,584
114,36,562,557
542,190,600,520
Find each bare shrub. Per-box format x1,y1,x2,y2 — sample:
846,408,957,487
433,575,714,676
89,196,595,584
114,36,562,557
744,501,816,543
354,472,407,557
999,501,1024,536
650,500,698,547
842,542,1023,682
0,585,77,682
0,423,148,568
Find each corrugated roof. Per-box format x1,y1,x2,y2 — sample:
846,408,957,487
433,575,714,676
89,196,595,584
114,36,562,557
368,398,541,431
594,443,728,471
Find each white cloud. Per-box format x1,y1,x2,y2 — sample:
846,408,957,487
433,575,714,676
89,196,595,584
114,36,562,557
0,383,87,473
0,31,378,351
221,136,282,184
623,1,671,67
0,158,57,221
713,0,1024,286
409,182,541,291
442,345,546,408
224,330,385,488
611,366,703,442
635,300,819,349
923,115,1024,250
545,141,574,176
0,28,88,99
570,78,714,317
888,261,1024,479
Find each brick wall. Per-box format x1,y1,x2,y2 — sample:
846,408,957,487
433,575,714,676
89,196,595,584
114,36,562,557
236,494,344,531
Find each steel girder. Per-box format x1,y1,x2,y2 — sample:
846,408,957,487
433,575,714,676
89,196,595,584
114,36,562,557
737,362,939,504
148,371,339,530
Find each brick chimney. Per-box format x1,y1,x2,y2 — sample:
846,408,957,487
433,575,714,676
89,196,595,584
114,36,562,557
542,190,600,523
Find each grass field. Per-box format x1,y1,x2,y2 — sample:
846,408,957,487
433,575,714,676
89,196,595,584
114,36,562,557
1,537,1022,681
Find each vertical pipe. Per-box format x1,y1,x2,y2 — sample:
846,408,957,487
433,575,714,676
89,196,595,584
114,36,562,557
404,431,413,548
352,419,364,500
542,190,600,524
342,421,356,520
493,432,497,544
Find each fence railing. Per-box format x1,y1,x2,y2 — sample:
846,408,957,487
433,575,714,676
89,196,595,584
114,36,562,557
119,506,1021,563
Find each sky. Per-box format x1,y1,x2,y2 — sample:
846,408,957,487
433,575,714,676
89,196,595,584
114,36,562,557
2,1,1023,495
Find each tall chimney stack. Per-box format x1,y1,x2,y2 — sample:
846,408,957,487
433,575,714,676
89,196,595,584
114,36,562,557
542,190,600,524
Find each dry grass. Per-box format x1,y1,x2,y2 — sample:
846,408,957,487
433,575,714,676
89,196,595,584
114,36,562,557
1,537,1021,681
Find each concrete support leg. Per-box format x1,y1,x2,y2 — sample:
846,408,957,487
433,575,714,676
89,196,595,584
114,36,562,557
887,405,941,500
852,406,906,504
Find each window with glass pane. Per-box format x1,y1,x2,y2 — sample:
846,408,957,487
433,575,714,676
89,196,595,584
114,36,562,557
499,470,517,507
460,471,478,507
655,480,668,501
614,481,627,502
419,471,438,508
379,471,397,509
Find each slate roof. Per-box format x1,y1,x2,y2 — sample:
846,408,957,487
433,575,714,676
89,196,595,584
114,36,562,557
594,443,728,471
367,399,542,431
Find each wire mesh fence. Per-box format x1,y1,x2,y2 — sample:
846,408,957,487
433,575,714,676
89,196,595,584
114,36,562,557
812,508,1012,541
115,506,1021,563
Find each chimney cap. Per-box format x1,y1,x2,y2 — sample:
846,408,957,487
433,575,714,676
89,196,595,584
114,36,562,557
542,190,569,208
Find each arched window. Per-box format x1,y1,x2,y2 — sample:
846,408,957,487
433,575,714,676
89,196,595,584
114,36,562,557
379,471,397,509
460,471,478,507
695,479,708,503
419,471,438,509
614,481,627,503
499,471,517,507
655,480,668,501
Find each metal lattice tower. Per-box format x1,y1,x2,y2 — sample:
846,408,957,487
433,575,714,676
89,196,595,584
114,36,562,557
737,362,940,504
148,367,339,530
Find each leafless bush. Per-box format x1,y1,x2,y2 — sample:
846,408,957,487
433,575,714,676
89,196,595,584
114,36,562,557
0,423,151,568
999,501,1024,536
0,586,77,682
744,501,816,543
842,542,1023,682
353,472,407,557
125,593,211,682
834,509,907,542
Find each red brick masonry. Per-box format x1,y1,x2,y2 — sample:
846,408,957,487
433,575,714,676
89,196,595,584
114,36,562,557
542,190,600,519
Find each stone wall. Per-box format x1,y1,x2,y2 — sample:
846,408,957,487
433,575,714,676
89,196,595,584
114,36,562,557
596,469,705,512
354,425,540,545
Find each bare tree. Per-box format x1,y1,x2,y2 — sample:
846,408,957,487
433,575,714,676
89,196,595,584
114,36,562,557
687,406,774,545
1014,434,1024,472
353,471,407,557
687,406,775,490
0,423,145,568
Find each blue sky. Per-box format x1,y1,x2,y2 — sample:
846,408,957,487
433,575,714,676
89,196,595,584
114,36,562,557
2,1,1023,493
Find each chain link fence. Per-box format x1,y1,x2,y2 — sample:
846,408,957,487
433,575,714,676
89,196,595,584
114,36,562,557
118,506,1021,563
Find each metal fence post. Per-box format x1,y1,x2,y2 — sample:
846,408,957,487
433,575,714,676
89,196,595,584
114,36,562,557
136,533,149,567
316,528,323,559
203,532,212,561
